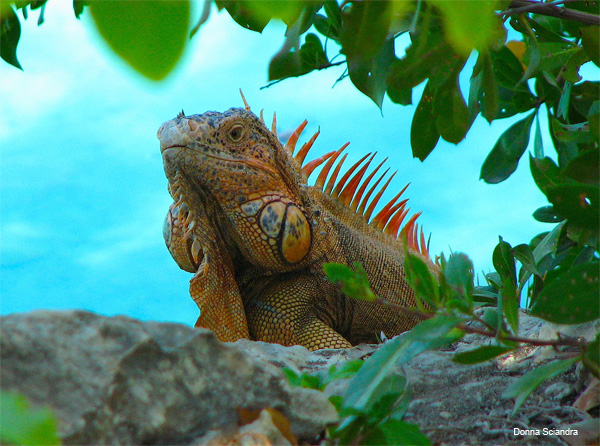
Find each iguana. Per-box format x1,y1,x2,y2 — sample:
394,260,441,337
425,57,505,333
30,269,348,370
158,95,436,350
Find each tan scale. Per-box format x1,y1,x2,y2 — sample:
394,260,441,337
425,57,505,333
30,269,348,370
158,95,437,350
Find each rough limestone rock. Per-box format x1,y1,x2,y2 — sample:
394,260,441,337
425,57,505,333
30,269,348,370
0,311,337,445
231,311,599,445
2,310,597,445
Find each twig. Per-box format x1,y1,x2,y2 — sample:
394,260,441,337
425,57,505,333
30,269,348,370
371,297,584,348
502,0,600,26
190,0,211,38
261,60,346,89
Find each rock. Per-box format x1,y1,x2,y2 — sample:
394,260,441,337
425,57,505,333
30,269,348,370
2,309,597,445
196,409,294,446
233,311,597,445
0,311,337,445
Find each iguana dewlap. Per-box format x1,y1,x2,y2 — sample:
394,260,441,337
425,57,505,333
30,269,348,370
158,100,435,350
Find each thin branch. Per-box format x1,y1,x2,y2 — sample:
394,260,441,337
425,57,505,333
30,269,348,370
502,0,600,26
190,0,211,38
261,60,346,90
372,297,584,348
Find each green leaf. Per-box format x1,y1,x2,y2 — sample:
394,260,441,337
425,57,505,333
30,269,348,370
299,33,328,71
340,1,393,108
269,50,301,81
490,45,526,89
73,1,86,19
340,0,391,60
532,222,565,264
216,1,267,31
532,262,599,324
411,81,440,161
571,82,600,122
387,8,456,91
557,81,571,121
529,155,567,195
434,70,470,144
90,1,190,81
533,112,544,158
520,38,540,83
340,315,463,417
404,249,440,308
314,1,341,41
493,238,517,288
563,48,589,83
581,26,600,67
486,271,502,289
468,58,483,123
269,13,304,82
548,114,580,168
588,101,599,143
323,262,377,302
481,51,499,123
324,0,341,34
546,183,599,230
493,238,519,333
564,149,599,186
367,419,431,446
523,42,580,76
301,373,323,390
502,358,577,416
430,0,500,56
495,84,537,119
324,360,364,386
314,14,339,43
501,287,519,335
453,346,514,364
347,37,395,109
387,82,412,106
444,253,474,306
282,368,303,387
367,375,407,420
1,6,22,70
481,307,503,332
215,0,307,31
480,111,535,184
0,391,61,446
550,117,594,144
533,204,564,224
513,243,541,278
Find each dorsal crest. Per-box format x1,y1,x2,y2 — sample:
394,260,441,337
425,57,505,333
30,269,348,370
239,91,430,258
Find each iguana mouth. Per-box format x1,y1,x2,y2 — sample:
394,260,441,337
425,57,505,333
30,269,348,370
159,118,278,176
162,144,279,178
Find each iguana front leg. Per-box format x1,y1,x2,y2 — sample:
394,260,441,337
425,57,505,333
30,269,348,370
244,274,352,350
164,198,249,342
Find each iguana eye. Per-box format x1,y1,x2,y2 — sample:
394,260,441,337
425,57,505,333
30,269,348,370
228,124,245,142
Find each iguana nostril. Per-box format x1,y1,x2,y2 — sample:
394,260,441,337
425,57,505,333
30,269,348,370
158,120,186,153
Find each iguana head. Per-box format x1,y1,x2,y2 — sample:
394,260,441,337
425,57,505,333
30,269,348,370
158,107,313,271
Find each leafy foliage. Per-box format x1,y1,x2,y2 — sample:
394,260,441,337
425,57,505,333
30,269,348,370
323,249,599,418
324,262,376,302
283,359,364,391
501,357,578,416
4,1,599,438
283,318,456,445
0,391,61,446
4,2,598,168
89,1,190,81
5,3,596,291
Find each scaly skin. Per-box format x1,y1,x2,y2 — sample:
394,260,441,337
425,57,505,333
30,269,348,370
158,106,435,350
